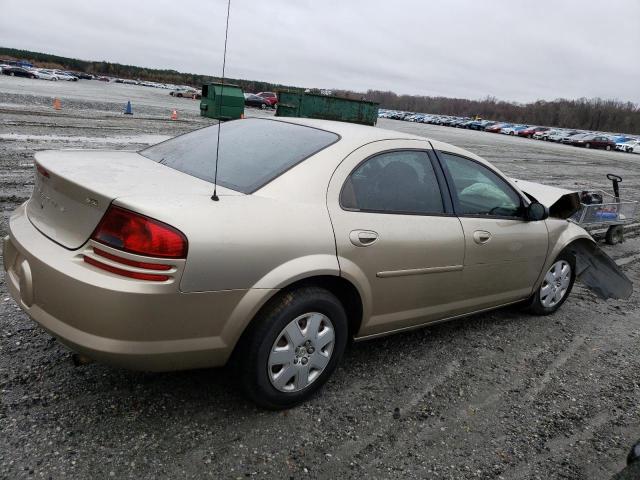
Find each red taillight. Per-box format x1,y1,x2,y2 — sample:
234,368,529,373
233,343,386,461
36,164,50,178
91,206,187,259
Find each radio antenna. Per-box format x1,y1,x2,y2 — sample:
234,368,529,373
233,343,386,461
211,0,232,201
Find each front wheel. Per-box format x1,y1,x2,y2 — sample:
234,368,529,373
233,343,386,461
236,287,348,409
585,143,591,149
527,253,575,315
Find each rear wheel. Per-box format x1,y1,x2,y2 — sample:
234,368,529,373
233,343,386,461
236,287,348,409
528,252,575,315
605,145,612,151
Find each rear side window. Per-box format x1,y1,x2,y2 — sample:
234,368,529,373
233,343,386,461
341,150,444,215
141,119,339,193
439,152,523,218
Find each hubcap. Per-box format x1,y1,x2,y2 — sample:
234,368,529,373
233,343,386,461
268,312,335,392
540,260,571,308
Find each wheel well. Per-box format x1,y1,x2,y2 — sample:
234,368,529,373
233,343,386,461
229,275,364,366
279,276,363,339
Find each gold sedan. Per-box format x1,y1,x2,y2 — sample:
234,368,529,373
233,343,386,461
3,118,631,408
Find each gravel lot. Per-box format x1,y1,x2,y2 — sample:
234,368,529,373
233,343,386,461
1,77,639,480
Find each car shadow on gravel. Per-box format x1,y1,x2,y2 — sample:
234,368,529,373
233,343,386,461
58,302,529,415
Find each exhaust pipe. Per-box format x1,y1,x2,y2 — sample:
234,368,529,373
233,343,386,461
71,353,94,366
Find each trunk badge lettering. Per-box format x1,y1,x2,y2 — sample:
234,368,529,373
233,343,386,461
85,197,99,208
36,188,65,212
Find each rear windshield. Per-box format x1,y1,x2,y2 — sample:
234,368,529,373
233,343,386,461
140,118,339,193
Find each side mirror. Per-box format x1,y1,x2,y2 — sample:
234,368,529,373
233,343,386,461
526,202,549,221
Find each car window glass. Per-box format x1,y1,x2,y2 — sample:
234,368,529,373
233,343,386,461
141,119,338,194
440,152,522,217
341,151,444,215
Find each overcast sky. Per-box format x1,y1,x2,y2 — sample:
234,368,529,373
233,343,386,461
1,0,639,104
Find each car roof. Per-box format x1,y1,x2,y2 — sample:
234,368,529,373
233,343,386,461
262,116,427,143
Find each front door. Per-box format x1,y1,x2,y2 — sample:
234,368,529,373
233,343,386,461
327,140,465,337
437,151,549,310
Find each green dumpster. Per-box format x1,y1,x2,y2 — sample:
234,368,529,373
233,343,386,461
200,83,244,120
276,91,379,126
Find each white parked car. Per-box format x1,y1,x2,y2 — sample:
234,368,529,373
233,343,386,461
32,69,59,81
534,129,560,141
500,126,521,135
53,70,77,81
617,139,640,153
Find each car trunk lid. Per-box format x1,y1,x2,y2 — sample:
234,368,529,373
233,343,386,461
27,150,239,249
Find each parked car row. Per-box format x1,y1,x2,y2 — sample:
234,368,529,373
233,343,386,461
378,110,640,154
0,58,201,93
0,64,90,81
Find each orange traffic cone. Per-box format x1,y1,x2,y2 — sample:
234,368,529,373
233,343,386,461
171,110,178,121
53,98,61,110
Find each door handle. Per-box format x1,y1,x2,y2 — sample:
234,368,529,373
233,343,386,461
473,230,492,245
349,230,379,247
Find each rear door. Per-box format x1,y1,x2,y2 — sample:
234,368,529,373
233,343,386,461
436,151,548,310
327,140,465,337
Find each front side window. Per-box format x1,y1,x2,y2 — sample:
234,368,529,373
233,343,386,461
439,152,523,218
341,150,444,215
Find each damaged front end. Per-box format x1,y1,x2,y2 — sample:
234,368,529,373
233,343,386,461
512,178,633,301
567,240,633,300
510,178,582,219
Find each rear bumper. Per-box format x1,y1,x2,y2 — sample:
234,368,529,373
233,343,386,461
3,204,275,371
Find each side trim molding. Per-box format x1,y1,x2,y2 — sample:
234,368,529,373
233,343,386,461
376,265,463,278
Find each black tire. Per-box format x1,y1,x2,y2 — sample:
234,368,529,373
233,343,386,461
605,145,611,151
585,143,591,149
235,287,348,409
605,225,624,245
260,103,267,110
527,251,576,315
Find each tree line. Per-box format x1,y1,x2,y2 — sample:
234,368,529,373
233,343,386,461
351,91,640,134
2,47,638,134
0,47,298,96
